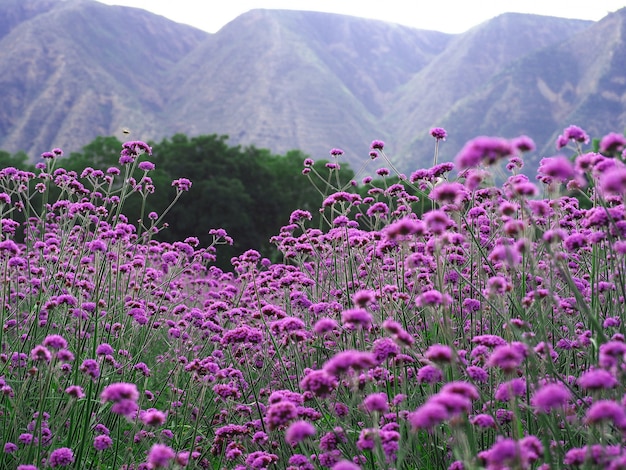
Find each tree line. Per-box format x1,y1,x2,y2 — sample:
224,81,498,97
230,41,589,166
0,134,359,269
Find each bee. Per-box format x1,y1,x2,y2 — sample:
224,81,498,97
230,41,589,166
122,128,131,135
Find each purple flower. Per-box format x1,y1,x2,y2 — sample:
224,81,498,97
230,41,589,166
372,337,400,363
537,155,575,183
42,334,68,350
313,317,339,334
266,400,297,430
110,399,138,417
481,437,519,468
455,136,514,169
4,442,17,453
494,378,526,402
329,148,344,156
487,344,525,372
431,392,472,416
171,178,192,192
289,209,312,224
138,161,155,171
93,435,113,451
470,414,495,428
331,461,361,470
363,393,389,413
95,343,114,356
511,135,535,152
300,369,337,398
285,420,316,445
585,400,626,427
531,383,571,413
563,125,590,144
370,140,385,150
30,345,52,362
341,308,372,329
429,182,469,205
407,401,449,430
48,447,74,467
423,210,453,235
352,289,376,307
100,382,139,403
65,385,85,399
140,408,167,426
417,365,443,384
147,443,175,468
424,344,454,363
430,127,447,140
323,350,376,377
385,217,425,239
440,381,480,400
577,369,618,390
466,365,488,383
599,167,626,195
599,132,626,154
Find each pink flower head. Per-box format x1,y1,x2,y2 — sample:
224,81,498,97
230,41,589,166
429,182,469,205
430,127,447,140
577,369,618,390
599,167,626,195
30,345,52,362
599,132,626,154
140,408,167,426
563,125,589,144
147,443,176,468
341,308,372,329
537,155,575,183
100,382,139,403
285,420,316,445
363,392,389,413
584,400,626,427
455,136,514,169
93,434,113,451
407,401,448,430
370,140,385,150
171,178,192,192
511,135,535,152
487,344,525,372
323,350,376,377
424,344,454,363
531,383,571,413
332,461,361,470
48,447,74,467
42,334,68,350
138,160,155,171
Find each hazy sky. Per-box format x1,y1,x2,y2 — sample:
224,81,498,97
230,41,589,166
95,0,625,34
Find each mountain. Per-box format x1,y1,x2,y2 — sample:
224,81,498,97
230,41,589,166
0,0,206,156
397,8,626,170
0,0,623,175
163,9,451,162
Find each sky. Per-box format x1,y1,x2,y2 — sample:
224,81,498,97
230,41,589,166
95,0,625,34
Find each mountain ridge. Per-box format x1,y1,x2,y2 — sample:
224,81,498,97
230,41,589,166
0,0,623,174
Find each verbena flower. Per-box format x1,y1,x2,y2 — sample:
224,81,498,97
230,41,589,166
100,382,139,402
531,383,571,413
430,127,447,140
48,447,74,467
577,369,618,390
455,136,514,169
147,443,176,468
285,420,316,445
363,393,388,413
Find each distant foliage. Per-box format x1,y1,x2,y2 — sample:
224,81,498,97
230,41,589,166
0,134,356,269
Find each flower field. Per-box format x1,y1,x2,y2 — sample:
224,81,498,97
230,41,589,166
2,127,626,469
